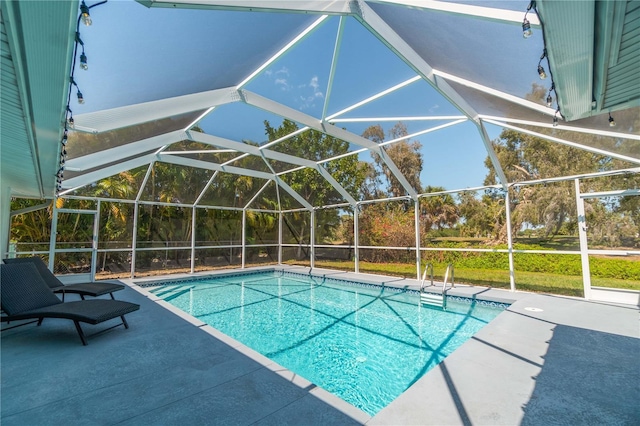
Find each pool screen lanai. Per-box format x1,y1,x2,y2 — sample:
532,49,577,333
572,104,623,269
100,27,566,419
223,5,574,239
147,270,508,415
1,0,639,294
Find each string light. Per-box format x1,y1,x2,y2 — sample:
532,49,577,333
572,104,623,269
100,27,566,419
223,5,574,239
80,1,92,26
75,32,88,71
66,107,74,128
537,65,546,79
537,49,547,79
57,1,107,197
521,2,563,125
608,113,616,127
522,2,533,38
80,52,88,70
522,19,532,38
70,77,84,104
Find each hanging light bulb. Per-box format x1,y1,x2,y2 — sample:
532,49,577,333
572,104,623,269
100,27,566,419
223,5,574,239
553,109,560,127
608,113,616,127
546,94,553,107
80,1,92,26
80,52,88,70
537,65,547,79
77,89,84,104
522,19,532,38
68,116,75,128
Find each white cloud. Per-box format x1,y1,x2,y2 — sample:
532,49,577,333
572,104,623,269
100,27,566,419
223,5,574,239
275,66,289,77
428,104,440,113
298,75,324,109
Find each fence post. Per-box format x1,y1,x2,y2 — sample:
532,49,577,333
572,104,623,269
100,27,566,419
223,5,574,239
504,188,516,292
575,179,592,299
414,199,421,281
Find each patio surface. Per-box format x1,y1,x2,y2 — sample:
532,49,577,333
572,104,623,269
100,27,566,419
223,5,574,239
2,266,638,425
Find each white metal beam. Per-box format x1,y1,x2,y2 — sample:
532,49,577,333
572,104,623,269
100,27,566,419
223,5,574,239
274,177,313,210
330,115,466,123
139,0,351,14
355,3,480,121
369,0,541,26
63,154,158,190
242,89,419,198
479,115,640,142
433,70,556,117
73,87,239,133
482,118,640,165
378,119,467,148
162,154,312,210
238,15,329,89
188,130,357,205
65,130,187,172
326,76,421,120
580,189,640,199
322,16,346,121
160,154,276,181
356,2,510,184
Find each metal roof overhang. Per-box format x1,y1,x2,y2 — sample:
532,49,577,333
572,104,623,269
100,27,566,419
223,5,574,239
538,0,640,121
0,0,77,198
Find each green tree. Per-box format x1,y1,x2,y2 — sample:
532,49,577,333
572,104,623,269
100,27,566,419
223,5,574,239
362,122,423,198
264,119,368,243
420,186,459,238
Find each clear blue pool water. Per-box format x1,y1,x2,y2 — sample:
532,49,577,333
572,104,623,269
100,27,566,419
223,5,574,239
149,271,507,415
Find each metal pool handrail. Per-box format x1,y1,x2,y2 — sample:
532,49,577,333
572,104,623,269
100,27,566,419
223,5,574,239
442,263,455,296
420,263,434,291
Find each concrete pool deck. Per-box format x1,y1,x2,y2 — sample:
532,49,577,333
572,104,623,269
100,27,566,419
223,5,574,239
2,266,638,425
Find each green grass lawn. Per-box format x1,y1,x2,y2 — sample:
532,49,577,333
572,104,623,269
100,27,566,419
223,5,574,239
307,260,640,297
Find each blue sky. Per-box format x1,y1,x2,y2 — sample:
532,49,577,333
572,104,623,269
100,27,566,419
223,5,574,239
73,0,532,194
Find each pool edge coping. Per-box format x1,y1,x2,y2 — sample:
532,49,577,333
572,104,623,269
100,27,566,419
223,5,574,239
125,266,374,424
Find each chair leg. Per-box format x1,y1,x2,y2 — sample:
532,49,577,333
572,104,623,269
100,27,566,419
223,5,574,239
37,318,44,326
73,321,88,346
110,293,115,300
121,315,129,329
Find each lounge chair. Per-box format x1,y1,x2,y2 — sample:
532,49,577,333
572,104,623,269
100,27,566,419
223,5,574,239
0,263,140,345
3,256,125,301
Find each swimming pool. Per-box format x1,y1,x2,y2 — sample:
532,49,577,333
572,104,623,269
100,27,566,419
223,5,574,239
148,271,507,415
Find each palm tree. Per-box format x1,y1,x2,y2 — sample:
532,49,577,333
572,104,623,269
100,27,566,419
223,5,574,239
420,186,459,238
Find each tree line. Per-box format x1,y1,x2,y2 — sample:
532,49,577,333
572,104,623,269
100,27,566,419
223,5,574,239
10,110,640,271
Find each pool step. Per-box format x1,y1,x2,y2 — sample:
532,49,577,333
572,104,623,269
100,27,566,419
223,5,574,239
420,292,446,309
